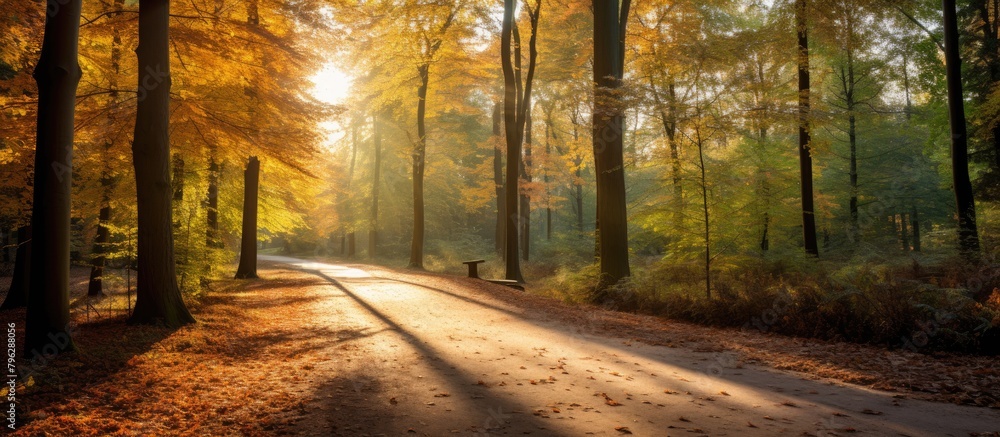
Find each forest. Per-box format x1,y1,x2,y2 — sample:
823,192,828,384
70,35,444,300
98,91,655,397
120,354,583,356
1,0,1000,434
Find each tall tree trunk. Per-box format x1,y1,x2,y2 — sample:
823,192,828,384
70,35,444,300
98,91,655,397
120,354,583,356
89,1,124,296
571,114,584,234
544,111,554,241
206,150,220,248
369,114,381,259
796,0,819,256
87,178,111,296
235,157,260,279
841,51,860,243
409,64,429,269
501,0,524,282
1,226,30,309
512,3,540,263
520,109,532,261
129,0,195,327
911,206,922,252
753,97,771,253
696,125,711,299
943,0,982,258
24,0,84,354
346,123,358,258
592,0,632,297
172,154,184,220
493,102,505,256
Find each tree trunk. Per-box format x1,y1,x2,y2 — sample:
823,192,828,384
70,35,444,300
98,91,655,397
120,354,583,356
346,123,358,258
943,0,982,258
501,0,524,282
235,157,260,279
520,110,532,261
129,0,195,327
0,226,30,310
89,5,123,296
900,213,911,251
841,50,860,243
206,151,220,248
493,102,505,256
796,0,819,256
544,112,554,241
570,109,584,234
592,0,632,297
172,153,184,231
24,0,84,355
912,206,922,252
695,124,711,299
512,4,541,263
409,63,429,269
87,183,111,296
758,126,770,252
760,212,770,252
369,114,381,259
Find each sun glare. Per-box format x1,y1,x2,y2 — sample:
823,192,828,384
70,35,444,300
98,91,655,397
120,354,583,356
311,63,352,105
311,63,353,149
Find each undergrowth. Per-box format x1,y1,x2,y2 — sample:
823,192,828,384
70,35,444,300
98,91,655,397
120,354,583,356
536,254,1000,354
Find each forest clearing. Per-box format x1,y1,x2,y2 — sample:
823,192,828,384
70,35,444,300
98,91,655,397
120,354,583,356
4,0,1000,434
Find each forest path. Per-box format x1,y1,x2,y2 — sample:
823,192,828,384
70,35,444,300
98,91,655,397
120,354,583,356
262,255,1000,437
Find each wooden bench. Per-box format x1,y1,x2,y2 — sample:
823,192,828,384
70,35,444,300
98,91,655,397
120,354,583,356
461,260,525,291
462,259,486,279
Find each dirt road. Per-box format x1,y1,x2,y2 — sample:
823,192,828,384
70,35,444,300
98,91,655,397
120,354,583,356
261,256,1000,436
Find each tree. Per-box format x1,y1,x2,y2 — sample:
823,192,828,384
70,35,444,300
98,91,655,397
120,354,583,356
492,102,505,255
796,0,819,256
514,13,540,262
129,0,195,327
409,7,457,269
369,114,381,259
343,122,359,258
942,0,981,257
592,0,632,297
235,156,260,279
87,0,125,297
205,147,220,249
24,0,84,355
501,0,540,282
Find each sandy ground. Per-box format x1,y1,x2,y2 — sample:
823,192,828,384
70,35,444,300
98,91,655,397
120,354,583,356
257,256,1000,437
